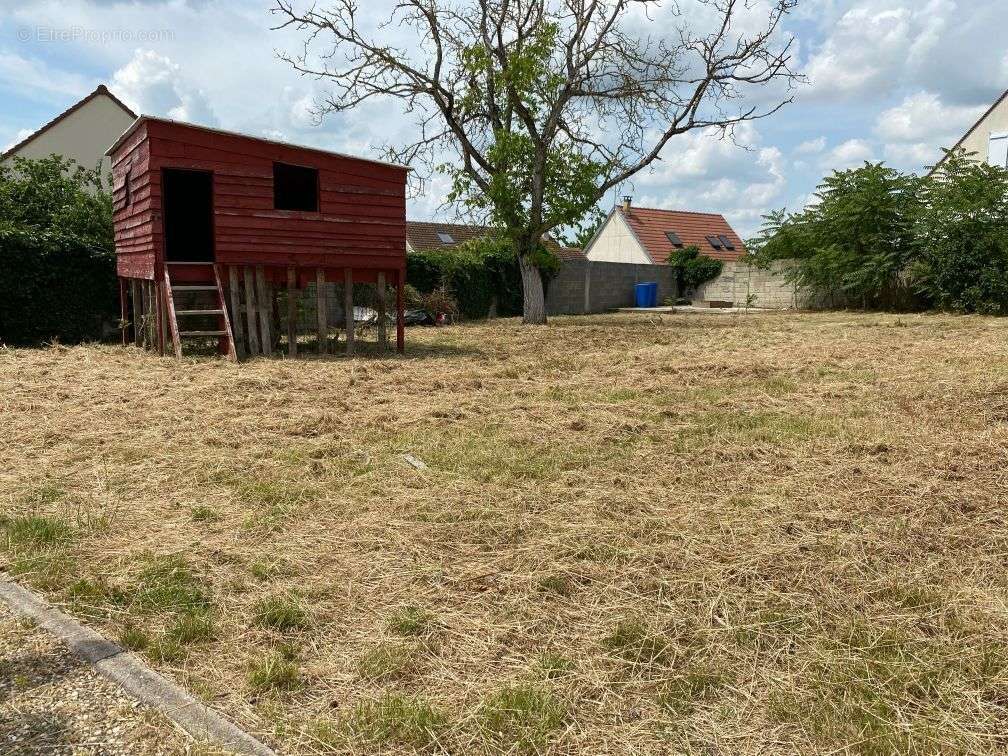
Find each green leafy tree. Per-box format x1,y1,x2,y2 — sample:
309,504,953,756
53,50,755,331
0,155,116,345
913,150,1008,314
750,163,921,309
273,0,801,323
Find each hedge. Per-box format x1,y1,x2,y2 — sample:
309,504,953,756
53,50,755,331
0,230,118,346
407,241,524,319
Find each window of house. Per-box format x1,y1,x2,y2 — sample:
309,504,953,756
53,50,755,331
990,133,1008,168
437,232,455,243
706,235,723,250
273,162,319,212
665,230,683,247
718,235,735,250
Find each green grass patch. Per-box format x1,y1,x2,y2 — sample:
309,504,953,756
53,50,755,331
247,647,301,691
190,505,220,523
602,619,673,665
164,610,216,645
119,622,150,651
1,514,74,550
250,595,310,632
358,642,420,681
340,694,447,750
479,683,564,753
128,554,211,614
387,606,432,636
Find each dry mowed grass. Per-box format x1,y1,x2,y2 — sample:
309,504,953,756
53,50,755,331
2,310,1008,755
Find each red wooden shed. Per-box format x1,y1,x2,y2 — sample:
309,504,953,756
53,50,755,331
106,116,409,359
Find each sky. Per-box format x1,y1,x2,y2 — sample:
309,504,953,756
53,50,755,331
1,0,1006,238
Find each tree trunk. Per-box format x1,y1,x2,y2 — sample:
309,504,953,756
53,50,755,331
519,254,547,324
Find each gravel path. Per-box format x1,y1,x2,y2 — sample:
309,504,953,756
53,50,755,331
0,603,195,755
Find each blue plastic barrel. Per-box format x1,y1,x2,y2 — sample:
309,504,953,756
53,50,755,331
647,282,659,306
634,283,652,307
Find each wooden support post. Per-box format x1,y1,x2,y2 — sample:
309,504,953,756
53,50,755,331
344,267,355,356
316,268,327,355
156,280,167,356
228,265,245,359
243,266,260,356
130,279,142,346
255,266,272,356
119,278,127,346
376,272,388,349
396,272,405,354
146,281,156,349
287,266,297,358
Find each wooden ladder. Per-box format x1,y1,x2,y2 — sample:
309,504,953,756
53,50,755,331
163,262,237,361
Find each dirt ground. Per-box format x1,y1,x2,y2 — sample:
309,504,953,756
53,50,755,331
2,310,1008,754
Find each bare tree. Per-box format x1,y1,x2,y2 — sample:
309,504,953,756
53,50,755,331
273,0,801,323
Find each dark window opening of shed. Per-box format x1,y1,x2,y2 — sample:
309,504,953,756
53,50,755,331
665,230,683,247
273,162,319,212
718,235,735,250
706,235,723,249
437,232,455,244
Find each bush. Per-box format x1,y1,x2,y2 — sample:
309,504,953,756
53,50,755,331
913,151,1008,314
406,235,558,319
667,245,723,292
749,162,922,310
0,156,116,346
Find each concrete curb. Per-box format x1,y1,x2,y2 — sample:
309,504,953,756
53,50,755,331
0,578,276,756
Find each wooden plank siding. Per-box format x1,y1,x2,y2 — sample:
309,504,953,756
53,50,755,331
109,117,408,282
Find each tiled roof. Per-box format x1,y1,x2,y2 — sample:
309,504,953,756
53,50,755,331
2,85,136,161
616,206,746,263
405,221,576,257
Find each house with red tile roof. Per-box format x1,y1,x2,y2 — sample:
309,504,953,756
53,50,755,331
583,199,746,265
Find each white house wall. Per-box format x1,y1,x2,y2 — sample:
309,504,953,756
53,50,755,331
953,93,1008,167
584,212,651,264
2,94,135,177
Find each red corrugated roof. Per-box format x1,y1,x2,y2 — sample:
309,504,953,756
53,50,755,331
616,206,746,263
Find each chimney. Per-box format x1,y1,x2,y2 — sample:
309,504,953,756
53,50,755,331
621,195,632,213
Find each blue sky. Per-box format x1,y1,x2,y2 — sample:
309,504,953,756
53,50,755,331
2,0,1006,237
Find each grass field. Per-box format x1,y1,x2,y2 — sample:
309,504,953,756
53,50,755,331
3,310,1008,754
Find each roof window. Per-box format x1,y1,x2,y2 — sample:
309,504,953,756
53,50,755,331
717,235,735,250
706,235,723,250
665,231,683,247
437,232,455,243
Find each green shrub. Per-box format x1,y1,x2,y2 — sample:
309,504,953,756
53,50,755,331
406,234,559,319
913,150,1008,314
0,156,116,346
667,244,723,292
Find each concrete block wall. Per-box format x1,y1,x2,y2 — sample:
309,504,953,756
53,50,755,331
693,260,799,309
546,259,677,315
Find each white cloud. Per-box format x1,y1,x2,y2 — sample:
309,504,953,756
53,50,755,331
821,139,874,171
0,52,92,102
3,127,34,152
111,49,217,125
794,137,826,155
626,124,786,235
801,0,1004,106
873,91,985,171
875,92,982,144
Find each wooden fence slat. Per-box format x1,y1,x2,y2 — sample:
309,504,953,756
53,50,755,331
376,272,387,349
344,268,355,356
255,265,272,356
228,265,246,359
287,266,297,358
243,265,260,356
316,268,327,355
